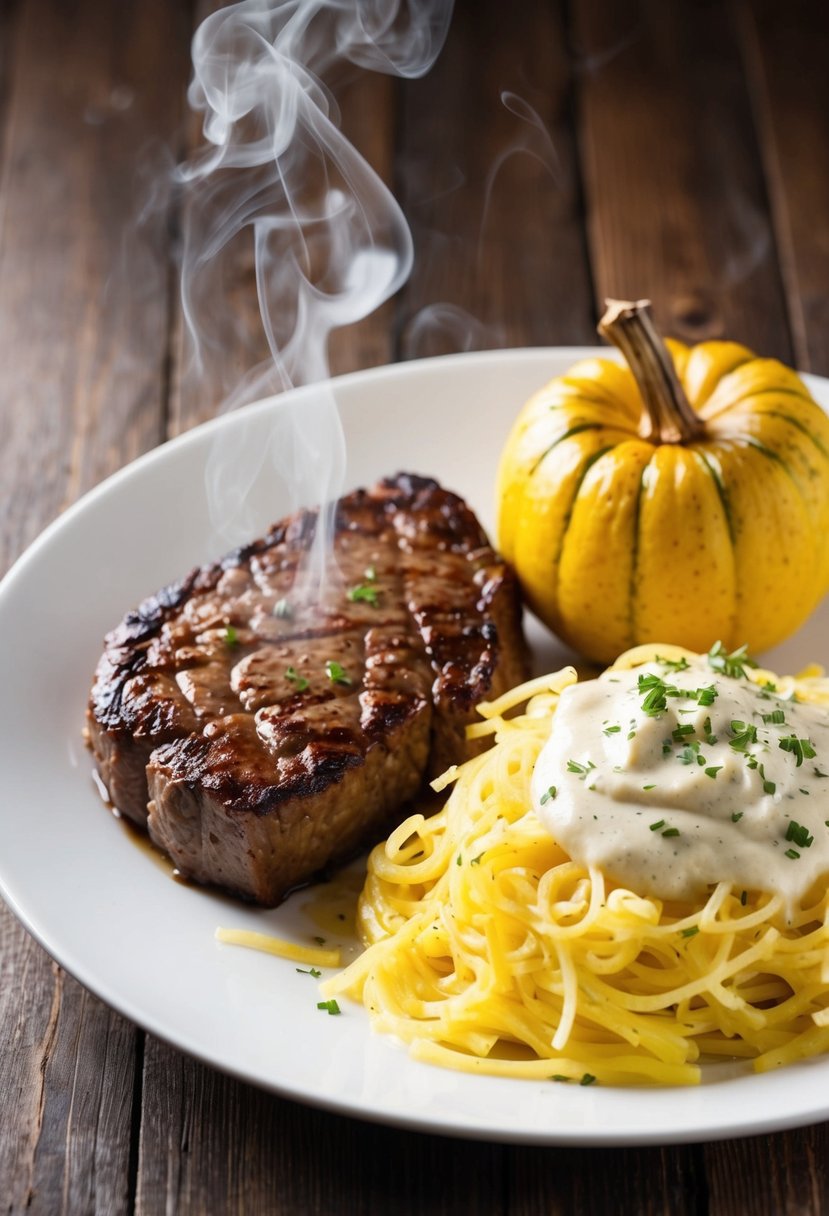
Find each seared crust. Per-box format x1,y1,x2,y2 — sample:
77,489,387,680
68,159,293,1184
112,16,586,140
87,473,528,904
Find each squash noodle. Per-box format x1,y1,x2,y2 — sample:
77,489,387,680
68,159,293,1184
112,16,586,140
322,650,829,1086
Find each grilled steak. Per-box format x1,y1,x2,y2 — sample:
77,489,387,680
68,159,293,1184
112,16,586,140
87,473,528,905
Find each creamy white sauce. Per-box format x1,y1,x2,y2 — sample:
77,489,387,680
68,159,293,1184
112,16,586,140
531,657,829,912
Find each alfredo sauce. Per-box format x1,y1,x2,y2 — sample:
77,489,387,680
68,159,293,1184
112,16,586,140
531,653,829,912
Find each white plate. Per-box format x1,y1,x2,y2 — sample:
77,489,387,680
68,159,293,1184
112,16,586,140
3,348,829,1146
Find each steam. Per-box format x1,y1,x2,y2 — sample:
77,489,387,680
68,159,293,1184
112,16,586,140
178,0,453,577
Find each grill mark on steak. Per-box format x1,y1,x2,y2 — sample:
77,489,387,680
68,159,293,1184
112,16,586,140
87,473,528,904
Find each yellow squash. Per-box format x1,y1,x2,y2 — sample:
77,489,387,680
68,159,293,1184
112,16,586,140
497,299,829,664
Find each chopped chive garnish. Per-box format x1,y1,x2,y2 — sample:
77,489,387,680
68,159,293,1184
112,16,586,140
317,999,341,1015
223,625,239,647
540,786,557,804
551,1074,570,1083
285,665,309,691
763,779,776,795
643,784,656,791
649,820,666,832
731,811,743,822
784,848,801,860
762,709,786,725
566,759,596,778
471,853,484,866
346,583,380,606
580,1073,597,1086
672,724,695,741
603,725,621,735
656,655,690,671
728,721,758,752
325,660,352,686
708,641,757,680
662,827,680,838
697,685,717,707
680,926,699,938
779,735,817,767
785,821,814,849
705,766,722,779
296,966,322,978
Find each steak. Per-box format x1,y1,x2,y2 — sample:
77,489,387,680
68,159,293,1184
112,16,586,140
87,473,528,905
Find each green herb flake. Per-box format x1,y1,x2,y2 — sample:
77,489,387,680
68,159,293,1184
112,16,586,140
785,820,814,849
705,766,723,780
317,999,341,1015
708,641,758,680
550,1074,570,1083
680,926,699,938
325,659,352,686
296,966,322,978
662,827,680,838
677,743,701,765
784,848,801,861
313,936,326,946
285,665,309,692
642,784,656,791
697,685,718,707
672,724,695,742
731,811,744,822
740,890,748,906
815,768,829,779
603,725,621,735
649,820,666,832
470,853,485,866
762,708,786,725
763,779,777,796
346,583,380,606
656,655,690,671
540,786,557,805
729,721,759,753
579,1073,597,1086
223,625,239,647
566,759,596,779
779,735,817,768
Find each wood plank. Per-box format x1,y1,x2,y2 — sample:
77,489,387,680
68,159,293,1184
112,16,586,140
574,0,792,359
0,0,190,1210
0,0,191,571
705,1126,829,1215
510,1142,707,1215
737,0,829,375
136,1039,506,1215
397,0,594,356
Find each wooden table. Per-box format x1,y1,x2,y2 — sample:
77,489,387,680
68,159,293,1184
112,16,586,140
3,0,829,1210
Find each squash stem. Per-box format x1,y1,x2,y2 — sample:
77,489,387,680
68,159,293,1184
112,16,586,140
598,299,705,444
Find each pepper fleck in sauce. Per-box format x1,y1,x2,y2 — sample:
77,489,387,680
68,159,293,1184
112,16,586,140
532,653,829,915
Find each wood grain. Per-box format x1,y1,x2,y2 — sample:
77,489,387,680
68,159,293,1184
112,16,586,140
397,0,594,357
0,0,190,1212
136,1039,507,1215
737,0,829,375
574,0,792,358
